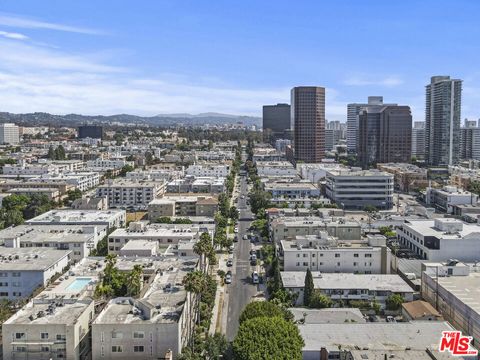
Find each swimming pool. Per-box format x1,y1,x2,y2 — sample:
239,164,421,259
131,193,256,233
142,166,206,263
66,277,93,292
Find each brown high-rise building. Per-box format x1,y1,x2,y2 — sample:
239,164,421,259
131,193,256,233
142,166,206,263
358,105,412,168
291,86,325,163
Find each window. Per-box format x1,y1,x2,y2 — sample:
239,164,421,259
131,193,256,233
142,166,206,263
296,254,300,258
0,272,7,277
133,331,144,339
312,254,316,258
101,346,105,357
56,334,66,341
0,282,8,287
303,262,308,266
112,345,123,353
16,346,26,352
11,272,21,277
41,346,50,352
353,254,359,258
41,332,49,339
12,282,21,287
0,292,8,296
15,332,25,340
134,345,145,353
13,292,22,297
365,254,372,258
112,332,123,339
353,262,357,266
335,254,340,258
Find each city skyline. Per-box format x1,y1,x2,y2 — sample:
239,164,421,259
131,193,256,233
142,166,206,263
0,1,479,121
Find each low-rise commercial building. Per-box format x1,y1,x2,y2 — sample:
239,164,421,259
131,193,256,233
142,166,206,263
91,257,197,359
397,218,480,262
325,169,394,210
0,248,71,301
281,272,414,307
425,185,478,214
26,209,126,230
421,261,480,346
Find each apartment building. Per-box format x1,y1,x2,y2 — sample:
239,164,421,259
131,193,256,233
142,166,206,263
325,169,394,210
185,164,229,177
96,179,165,208
2,298,95,360
279,233,391,273
377,163,428,193
0,123,20,144
397,218,480,262
264,181,320,199
0,248,71,301
270,217,361,242
148,196,218,219
107,222,214,254
91,258,197,359
421,261,480,347
281,272,414,307
166,176,225,194
256,161,297,177
425,185,478,214
26,209,126,230
297,162,347,183
0,224,107,261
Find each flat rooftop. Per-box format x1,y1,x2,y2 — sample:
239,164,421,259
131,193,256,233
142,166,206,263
26,209,125,224
0,247,71,271
435,270,480,314
299,321,455,352
327,169,393,178
289,308,365,324
264,182,319,190
4,298,93,326
281,272,413,293
98,179,163,188
403,219,480,239
0,224,106,244
94,257,198,325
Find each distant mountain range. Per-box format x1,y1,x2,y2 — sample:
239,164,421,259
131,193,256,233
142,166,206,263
0,112,261,128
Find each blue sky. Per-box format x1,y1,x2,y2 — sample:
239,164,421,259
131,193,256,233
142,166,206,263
0,0,479,121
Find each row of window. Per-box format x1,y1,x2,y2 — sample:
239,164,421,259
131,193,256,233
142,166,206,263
0,291,22,296
101,331,146,340
295,262,373,267
110,345,144,353
0,282,22,287
295,253,373,258
15,333,66,340
0,272,22,277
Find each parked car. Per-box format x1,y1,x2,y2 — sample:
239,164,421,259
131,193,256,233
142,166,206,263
243,234,248,240
233,236,238,242
226,258,233,267
234,227,238,233
251,271,259,284
225,273,232,284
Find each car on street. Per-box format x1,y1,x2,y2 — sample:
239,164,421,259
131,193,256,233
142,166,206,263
250,253,257,265
251,271,259,284
225,273,232,284
233,236,238,242
243,234,248,240
234,227,238,233
226,258,233,267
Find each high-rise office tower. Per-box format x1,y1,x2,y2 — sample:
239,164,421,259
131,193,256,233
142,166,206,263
0,123,19,145
347,96,396,153
291,86,325,163
325,120,346,151
358,105,412,168
411,121,426,160
425,76,462,166
262,103,291,143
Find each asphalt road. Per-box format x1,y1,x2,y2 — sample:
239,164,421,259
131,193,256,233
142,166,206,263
225,174,257,341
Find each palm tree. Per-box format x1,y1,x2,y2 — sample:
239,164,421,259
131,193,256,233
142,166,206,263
183,271,207,350
194,233,213,273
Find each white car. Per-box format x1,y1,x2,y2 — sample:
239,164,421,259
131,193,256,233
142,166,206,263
251,271,259,284
234,227,239,233
225,273,232,284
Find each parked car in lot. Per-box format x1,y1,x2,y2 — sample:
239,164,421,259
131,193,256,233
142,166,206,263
226,258,233,267
251,271,259,284
225,272,232,284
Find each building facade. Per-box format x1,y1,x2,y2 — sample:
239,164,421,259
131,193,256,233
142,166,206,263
411,121,426,160
425,76,462,166
0,123,19,145
291,86,325,163
78,125,103,139
262,103,291,143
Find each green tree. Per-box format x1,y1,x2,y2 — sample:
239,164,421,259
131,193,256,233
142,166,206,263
304,269,314,307
156,216,172,224
239,301,293,325
203,333,229,359
119,164,134,177
233,316,304,360
309,291,332,309
2,208,24,227
47,145,56,160
385,294,404,311
229,206,239,222
249,190,272,214
55,145,66,160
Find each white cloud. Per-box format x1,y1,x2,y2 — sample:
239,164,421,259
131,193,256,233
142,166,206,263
0,13,103,35
343,75,404,87
0,30,28,40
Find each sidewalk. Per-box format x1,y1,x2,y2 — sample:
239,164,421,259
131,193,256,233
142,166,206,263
209,252,229,335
